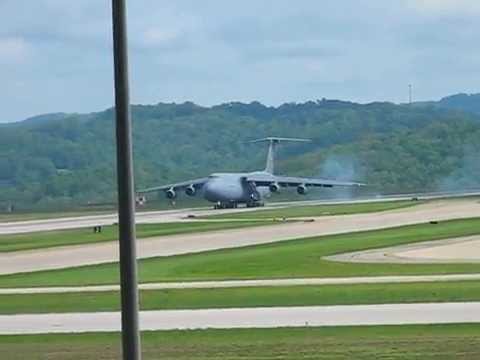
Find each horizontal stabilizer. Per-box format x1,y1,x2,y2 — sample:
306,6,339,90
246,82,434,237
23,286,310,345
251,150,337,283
249,137,311,143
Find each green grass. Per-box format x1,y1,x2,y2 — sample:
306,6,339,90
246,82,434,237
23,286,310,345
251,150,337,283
1,324,480,359
1,281,480,314
1,218,480,288
204,200,421,219
0,220,276,252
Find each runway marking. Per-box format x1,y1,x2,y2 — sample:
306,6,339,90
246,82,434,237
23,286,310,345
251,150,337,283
1,274,480,294
1,302,479,334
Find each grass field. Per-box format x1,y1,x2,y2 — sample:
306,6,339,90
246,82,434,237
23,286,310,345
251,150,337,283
0,220,277,252
1,324,479,359
1,281,479,314
1,218,480,287
204,199,421,219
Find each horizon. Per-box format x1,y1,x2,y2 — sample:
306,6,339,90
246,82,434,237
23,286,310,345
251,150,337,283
6,91,478,124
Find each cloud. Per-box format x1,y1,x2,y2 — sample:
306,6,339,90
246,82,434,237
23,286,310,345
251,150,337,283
2,0,480,122
408,0,480,15
134,25,192,52
141,28,179,47
0,37,31,64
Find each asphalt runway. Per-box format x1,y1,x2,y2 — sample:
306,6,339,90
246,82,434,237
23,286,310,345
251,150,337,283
0,208,206,235
1,199,479,275
1,273,480,295
2,192,479,235
0,199,350,235
1,302,479,335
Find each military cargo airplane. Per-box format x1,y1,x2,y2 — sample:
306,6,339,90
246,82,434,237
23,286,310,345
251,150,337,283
136,137,364,209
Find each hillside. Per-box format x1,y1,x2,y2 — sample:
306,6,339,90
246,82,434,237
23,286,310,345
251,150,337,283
2,95,480,210
437,93,480,115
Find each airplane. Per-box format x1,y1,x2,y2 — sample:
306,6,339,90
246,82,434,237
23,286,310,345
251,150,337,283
136,137,364,209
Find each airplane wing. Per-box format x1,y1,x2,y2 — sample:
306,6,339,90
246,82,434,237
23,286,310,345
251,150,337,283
246,174,365,188
137,177,209,193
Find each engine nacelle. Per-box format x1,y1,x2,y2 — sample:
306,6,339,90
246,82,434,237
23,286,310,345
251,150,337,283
297,184,308,195
135,195,147,206
269,182,280,193
165,188,176,199
185,185,196,196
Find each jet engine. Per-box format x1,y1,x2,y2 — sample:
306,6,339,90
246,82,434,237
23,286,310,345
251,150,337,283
269,182,280,193
297,184,308,195
185,185,196,196
135,195,147,206
166,188,176,199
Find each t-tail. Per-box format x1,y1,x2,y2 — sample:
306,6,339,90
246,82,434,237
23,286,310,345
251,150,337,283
249,137,311,174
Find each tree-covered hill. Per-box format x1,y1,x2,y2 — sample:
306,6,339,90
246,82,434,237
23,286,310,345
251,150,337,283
2,95,480,210
436,93,480,115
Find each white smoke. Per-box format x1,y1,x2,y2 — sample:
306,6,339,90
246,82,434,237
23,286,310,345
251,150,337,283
317,154,364,200
437,145,480,192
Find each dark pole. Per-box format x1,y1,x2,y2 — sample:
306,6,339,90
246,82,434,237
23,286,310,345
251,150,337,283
111,0,141,359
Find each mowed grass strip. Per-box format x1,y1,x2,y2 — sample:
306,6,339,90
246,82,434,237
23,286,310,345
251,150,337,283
204,199,421,219
0,220,276,252
1,217,480,288
1,281,480,314
1,324,480,360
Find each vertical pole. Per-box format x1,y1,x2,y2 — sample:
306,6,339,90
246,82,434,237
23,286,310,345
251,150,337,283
409,84,412,104
111,1,141,359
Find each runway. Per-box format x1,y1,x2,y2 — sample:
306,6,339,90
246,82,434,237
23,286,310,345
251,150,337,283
0,199,348,235
0,207,207,235
1,273,480,294
2,192,479,235
1,199,479,275
1,302,479,334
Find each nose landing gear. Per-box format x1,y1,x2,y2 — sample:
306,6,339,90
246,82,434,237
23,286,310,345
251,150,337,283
246,190,264,207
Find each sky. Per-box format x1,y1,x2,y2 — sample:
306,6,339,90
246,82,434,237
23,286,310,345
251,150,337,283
1,0,480,122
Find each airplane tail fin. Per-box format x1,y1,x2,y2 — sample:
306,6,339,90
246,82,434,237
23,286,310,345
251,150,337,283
249,137,311,174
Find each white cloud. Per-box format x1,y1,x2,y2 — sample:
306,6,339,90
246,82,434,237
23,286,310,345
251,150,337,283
140,27,181,48
2,0,480,122
408,0,480,15
0,37,31,64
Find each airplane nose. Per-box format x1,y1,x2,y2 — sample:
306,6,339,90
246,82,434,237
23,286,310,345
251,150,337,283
203,180,223,202
203,178,242,202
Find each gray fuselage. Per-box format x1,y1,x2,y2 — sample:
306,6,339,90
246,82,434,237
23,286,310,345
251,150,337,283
203,172,269,204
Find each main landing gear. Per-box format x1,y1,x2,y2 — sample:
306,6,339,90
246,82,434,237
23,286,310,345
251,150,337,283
213,201,265,209
214,202,238,209
246,201,264,208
